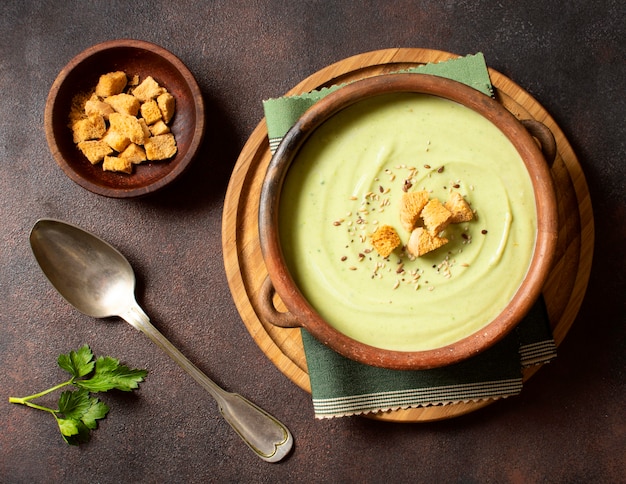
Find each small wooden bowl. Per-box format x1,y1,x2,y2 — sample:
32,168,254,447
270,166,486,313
258,73,559,370
44,39,205,198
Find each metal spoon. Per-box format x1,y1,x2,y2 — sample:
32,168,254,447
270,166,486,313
29,218,293,463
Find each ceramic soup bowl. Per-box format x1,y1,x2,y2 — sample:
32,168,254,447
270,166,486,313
258,73,558,370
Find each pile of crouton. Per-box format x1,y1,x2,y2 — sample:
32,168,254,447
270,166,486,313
70,71,177,174
371,190,474,258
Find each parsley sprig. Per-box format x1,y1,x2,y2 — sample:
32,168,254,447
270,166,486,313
9,345,147,445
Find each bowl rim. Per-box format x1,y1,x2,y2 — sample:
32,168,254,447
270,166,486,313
44,39,205,198
259,72,559,370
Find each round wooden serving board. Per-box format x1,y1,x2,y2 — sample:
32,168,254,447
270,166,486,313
222,48,594,422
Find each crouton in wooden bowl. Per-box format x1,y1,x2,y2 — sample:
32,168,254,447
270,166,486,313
257,73,558,370
45,39,204,197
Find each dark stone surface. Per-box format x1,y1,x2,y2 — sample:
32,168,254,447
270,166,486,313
1,1,624,481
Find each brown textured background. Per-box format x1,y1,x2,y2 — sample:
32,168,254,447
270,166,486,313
1,1,624,482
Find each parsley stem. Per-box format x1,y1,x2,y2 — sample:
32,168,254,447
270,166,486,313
13,399,59,414
8,378,74,405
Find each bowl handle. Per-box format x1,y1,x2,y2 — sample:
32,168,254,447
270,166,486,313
520,119,557,167
258,276,302,328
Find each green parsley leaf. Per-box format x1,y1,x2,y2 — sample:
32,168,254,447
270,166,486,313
59,419,91,445
57,344,95,378
80,397,109,430
58,388,92,419
57,417,81,437
76,355,147,392
56,389,109,443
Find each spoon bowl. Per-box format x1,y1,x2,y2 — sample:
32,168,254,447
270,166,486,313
29,219,293,463
30,220,137,319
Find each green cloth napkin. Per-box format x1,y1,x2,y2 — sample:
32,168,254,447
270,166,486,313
262,53,556,418
264,53,493,153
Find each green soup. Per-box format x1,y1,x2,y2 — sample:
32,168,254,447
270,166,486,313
279,93,536,351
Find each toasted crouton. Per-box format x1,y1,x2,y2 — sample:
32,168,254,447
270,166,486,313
77,139,113,164
108,112,146,145
84,94,115,119
445,192,474,223
421,198,452,234
71,115,106,143
119,143,147,164
406,227,448,257
140,100,162,125
144,133,177,160
156,92,175,123
94,71,127,97
132,76,165,102
370,225,401,258
104,93,140,116
103,155,132,174
399,190,429,233
102,130,131,152
149,120,170,136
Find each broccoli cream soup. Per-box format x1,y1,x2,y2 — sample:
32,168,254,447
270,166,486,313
279,93,537,351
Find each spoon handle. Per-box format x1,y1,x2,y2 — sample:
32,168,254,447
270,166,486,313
121,303,293,463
